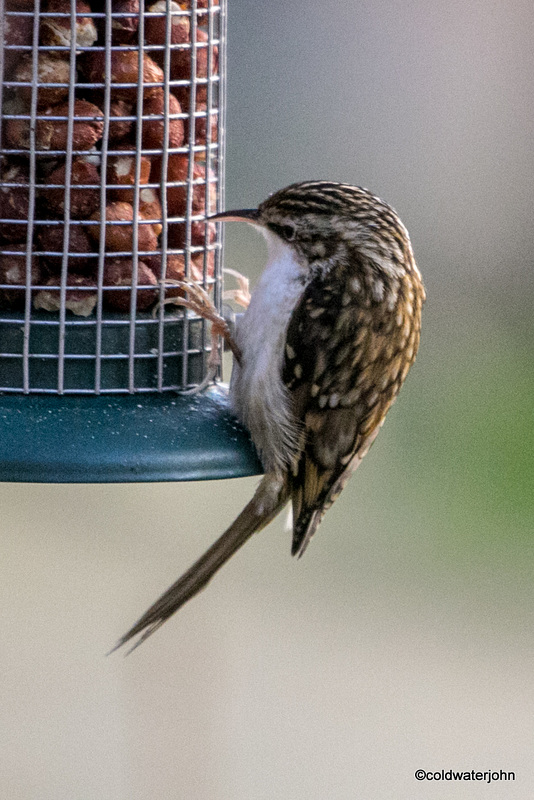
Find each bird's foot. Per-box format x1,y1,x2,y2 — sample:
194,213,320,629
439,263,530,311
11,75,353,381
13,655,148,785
157,279,242,394
223,268,251,309
181,322,223,395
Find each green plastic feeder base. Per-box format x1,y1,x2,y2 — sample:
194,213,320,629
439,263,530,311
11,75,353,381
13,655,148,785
0,385,263,483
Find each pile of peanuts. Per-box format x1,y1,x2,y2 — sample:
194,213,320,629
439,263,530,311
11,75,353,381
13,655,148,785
0,0,219,316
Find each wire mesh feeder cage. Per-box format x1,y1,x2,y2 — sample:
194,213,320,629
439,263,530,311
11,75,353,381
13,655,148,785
0,0,261,482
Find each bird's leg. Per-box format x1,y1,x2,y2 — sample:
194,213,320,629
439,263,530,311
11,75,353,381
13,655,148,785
223,268,251,309
157,279,242,394
165,279,242,363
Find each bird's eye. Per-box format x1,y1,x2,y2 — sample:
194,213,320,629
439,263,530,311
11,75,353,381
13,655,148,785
269,222,296,241
282,224,295,241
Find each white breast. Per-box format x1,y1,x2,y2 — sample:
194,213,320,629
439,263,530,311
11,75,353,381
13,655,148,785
229,230,307,472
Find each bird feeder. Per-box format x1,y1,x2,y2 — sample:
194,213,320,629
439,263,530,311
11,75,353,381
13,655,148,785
0,0,261,482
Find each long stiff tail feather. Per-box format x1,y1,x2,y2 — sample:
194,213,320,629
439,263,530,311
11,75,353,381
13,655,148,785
110,474,288,654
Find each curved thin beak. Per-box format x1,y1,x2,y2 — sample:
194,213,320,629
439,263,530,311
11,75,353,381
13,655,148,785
209,208,260,223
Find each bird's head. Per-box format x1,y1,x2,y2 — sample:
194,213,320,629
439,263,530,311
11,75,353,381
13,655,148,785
210,180,417,280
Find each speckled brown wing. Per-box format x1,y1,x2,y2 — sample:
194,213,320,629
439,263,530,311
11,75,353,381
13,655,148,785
283,258,422,557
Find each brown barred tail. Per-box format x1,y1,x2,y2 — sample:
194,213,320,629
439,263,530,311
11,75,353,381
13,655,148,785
110,474,288,654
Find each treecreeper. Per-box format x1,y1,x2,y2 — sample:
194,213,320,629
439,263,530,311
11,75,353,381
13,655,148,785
112,180,425,653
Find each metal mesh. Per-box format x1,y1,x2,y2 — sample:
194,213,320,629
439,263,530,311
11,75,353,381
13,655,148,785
0,0,226,394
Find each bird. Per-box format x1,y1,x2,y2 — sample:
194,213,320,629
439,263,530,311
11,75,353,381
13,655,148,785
112,180,425,653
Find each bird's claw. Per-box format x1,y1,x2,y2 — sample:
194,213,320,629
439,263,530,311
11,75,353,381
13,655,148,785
223,268,251,309
157,279,243,395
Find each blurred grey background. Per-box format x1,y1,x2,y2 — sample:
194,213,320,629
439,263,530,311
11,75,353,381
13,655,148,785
1,0,533,798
